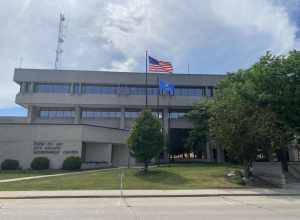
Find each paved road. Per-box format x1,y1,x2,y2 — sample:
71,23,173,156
0,196,300,220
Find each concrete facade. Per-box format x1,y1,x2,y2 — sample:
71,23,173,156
0,68,226,169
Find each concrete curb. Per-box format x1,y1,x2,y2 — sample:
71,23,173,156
1,193,300,200
0,189,300,199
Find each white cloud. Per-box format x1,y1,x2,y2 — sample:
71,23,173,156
0,0,299,109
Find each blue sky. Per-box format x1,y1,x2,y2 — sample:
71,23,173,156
0,0,299,117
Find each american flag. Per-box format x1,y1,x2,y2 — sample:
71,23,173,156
148,56,173,73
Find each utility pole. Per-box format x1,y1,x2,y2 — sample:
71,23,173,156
54,13,66,69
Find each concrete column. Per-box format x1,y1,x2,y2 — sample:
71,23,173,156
120,107,125,129
29,82,34,93
20,82,26,93
71,83,74,94
74,106,81,124
162,108,169,161
217,146,225,163
27,106,39,123
206,141,211,162
163,108,169,135
27,106,34,123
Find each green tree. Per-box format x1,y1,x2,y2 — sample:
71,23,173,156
248,51,300,133
128,109,164,172
187,51,298,177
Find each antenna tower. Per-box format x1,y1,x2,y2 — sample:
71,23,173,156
54,13,66,69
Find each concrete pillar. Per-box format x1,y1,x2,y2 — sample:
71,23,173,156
71,83,74,94
217,146,225,163
206,141,211,162
74,106,81,124
29,82,34,93
20,82,26,93
120,107,125,129
27,106,37,123
162,108,169,161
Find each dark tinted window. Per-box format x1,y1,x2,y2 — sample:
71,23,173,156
35,83,71,93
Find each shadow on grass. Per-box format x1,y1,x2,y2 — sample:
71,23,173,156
134,170,188,185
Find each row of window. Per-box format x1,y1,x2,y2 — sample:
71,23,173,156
27,83,214,97
39,110,75,119
35,84,71,93
82,110,121,118
169,112,186,119
38,109,184,119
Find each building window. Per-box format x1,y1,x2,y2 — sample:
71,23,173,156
169,112,187,119
39,108,75,119
81,84,159,96
125,111,141,118
207,86,214,97
33,82,214,97
82,84,117,95
73,84,80,95
81,109,121,118
152,111,162,119
174,87,206,96
34,83,71,93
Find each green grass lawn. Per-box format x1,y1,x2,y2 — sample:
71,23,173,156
0,170,68,180
0,163,245,191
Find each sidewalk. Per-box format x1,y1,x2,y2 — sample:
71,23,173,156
0,188,299,199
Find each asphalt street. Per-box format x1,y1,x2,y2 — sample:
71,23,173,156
0,196,300,220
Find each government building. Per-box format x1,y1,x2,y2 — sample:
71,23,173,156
0,68,225,169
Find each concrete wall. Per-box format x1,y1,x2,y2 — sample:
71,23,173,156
0,124,129,169
0,117,27,123
111,144,135,167
16,93,204,109
81,119,120,129
0,140,82,169
14,68,224,109
14,68,225,86
252,162,286,187
84,143,112,165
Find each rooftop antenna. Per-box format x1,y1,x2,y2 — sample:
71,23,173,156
54,13,66,69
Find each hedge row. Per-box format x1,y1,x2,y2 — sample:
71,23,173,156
0,156,82,170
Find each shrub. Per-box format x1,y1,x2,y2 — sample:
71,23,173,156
62,156,82,170
31,157,50,170
1,159,20,170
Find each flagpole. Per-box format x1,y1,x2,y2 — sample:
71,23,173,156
145,50,148,107
156,75,160,117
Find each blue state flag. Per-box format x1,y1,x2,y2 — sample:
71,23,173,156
159,80,175,96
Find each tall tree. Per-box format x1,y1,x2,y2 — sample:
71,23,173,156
127,109,164,172
187,51,298,177
248,51,300,133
